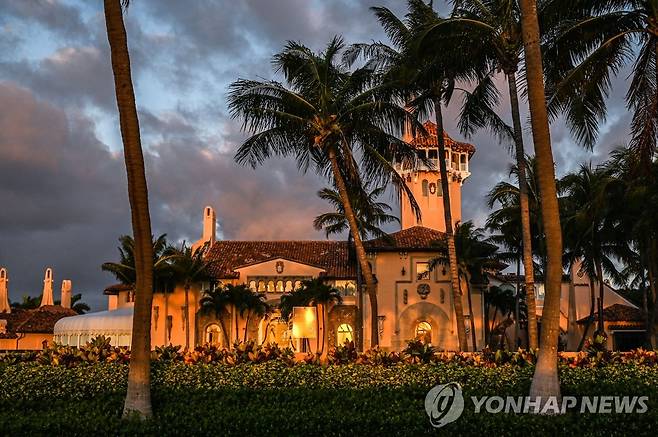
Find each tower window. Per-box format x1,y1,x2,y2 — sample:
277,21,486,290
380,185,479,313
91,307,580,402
421,179,429,197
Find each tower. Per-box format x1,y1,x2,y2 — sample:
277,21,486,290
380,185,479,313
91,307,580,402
397,121,475,232
0,268,10,313
192,206,217,251
40,267,54,307
61,280,72,309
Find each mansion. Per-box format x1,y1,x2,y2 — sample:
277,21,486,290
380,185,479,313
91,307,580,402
50,122,644,352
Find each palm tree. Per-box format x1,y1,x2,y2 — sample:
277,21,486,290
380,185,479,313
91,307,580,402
545,0,658,172
54,294,90,314
168,242,214,349
199,286,231,346
103,0,155,418
214,284,269,344
419,0,564,348
351,0,489,351
519,0,564,404
228,37,422,347
279,279,342,354
314,183,399,241
10,295,40,310
561,164,628,346
429,221,499,351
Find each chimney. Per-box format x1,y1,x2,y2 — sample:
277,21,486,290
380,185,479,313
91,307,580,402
0,268,10,313
40,268,54,307
202,206,216,245
61,280,72,309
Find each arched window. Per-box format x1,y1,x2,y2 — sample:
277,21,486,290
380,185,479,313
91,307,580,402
267,281,275,292
337,323,354,345
285,280,293,292
205,324,223,346
415,321,432,344
294,280,302,290
249,280,257,292
421,179,429,196
258,280,266,292
276,280,284,293
0,269,5,279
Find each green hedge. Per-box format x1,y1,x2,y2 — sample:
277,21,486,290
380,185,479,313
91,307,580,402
0,362,656,435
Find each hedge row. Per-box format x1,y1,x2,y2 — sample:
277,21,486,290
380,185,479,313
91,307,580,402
0,361,657,435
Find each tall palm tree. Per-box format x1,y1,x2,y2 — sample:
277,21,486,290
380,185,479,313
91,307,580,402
228,37,422,347
545,0,658,172
420,0,564,348
168,242,214,349
352,0,489,351
561,164,627,345
103,0,154,418
429,221,500,351
519,0,564,403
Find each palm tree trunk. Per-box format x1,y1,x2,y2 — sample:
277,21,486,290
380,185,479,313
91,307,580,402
328,147,379,347
507,71,539,349
515,256,521,348
184,284,191,350
464,272,477,351
104,0,154,419
519,0,563,404
595,259,605,335
647,245,657,348
433,97,468,352
243,312,250,342
219,310,230,347
577,278,596,351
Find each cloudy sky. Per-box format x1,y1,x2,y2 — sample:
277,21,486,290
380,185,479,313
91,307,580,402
0,0,633,310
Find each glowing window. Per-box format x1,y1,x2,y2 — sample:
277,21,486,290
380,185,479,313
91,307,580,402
276,280,284,293
258,281,266,292
294,281,302,290
267,281,275,292
285,280,293,292
416,262,430,280
415,321,432,344
337,323,354,345
249,280,257,292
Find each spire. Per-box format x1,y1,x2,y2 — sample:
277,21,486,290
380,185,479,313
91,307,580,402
61,280,72,309
40,268,54,307
0,267,10,313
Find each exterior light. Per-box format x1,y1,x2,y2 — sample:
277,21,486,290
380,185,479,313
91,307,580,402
291,306,317,339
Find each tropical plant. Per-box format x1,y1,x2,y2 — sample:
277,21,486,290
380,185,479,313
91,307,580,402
561,163,628,347
545,0,658,172
429,221,500,350
518,0,564,404
168,242,214,349
351,0,491,351
103,0,155,418
419,0,567,348
54,293,90,314
228,37,423,347
10,295,40,310
279,279,342,354
313,183,398,241
199,286,232,346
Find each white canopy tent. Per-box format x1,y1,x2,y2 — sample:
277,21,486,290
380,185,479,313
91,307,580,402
53,307,133,347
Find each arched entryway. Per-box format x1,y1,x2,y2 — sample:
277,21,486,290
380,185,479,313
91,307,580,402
396,302,453,350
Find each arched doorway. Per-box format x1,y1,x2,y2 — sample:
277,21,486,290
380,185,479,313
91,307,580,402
415,321,432,344
205,323,224,346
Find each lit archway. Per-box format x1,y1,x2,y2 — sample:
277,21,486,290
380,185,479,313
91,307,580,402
205,324,224,346
415,321,432,344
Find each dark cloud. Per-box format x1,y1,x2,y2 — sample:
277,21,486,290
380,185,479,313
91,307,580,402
0,1,640,308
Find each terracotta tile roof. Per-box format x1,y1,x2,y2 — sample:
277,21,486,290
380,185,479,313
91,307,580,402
366,226,446,251
103,283,134,296
206,240,356,280
0,306,77,338
205,227,447,280
411,121,476,156
577,304,644,324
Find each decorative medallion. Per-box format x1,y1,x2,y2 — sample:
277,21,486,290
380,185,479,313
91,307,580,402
417,283,431,300
275,261,284,274
429,182,437,195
